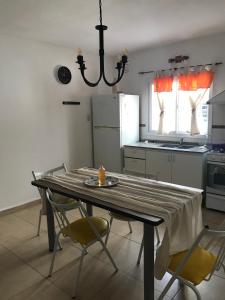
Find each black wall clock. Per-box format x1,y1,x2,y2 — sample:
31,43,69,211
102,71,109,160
57,66,72,84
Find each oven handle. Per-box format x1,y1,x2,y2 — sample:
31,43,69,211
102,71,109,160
207,161,225,167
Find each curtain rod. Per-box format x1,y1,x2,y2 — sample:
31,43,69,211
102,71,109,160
138,62,223,75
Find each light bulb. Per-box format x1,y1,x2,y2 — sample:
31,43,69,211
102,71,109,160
77,48,82,56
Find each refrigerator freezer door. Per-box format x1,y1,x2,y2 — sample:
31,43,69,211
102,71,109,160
93,127,122,172
92,95,120,127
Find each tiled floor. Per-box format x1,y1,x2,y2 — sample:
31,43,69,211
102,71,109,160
0,203,224,300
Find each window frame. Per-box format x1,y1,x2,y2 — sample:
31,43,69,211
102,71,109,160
143,76,213,143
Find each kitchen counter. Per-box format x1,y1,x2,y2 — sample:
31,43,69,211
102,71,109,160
124,142,209,154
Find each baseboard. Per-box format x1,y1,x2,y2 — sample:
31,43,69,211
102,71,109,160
0,198,41,216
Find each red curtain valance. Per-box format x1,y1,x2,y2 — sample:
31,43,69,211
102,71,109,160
178,70,214,91
153,75,173,93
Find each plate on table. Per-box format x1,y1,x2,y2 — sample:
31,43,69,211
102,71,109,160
84,176,119,188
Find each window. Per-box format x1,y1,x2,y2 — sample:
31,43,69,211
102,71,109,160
150,71,213,137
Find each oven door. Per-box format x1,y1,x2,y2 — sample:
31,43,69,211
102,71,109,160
207,161,225,195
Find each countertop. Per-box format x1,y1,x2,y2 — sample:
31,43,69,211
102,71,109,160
124,142,210,154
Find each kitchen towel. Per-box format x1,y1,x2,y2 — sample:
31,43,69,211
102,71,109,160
43,167,203,279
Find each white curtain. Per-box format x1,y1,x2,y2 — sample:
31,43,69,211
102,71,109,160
189,88,207,135
156,93,165,134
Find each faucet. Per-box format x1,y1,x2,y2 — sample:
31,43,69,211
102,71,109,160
179,137,184,145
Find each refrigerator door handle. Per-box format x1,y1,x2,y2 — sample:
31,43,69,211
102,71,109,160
93,126,120,129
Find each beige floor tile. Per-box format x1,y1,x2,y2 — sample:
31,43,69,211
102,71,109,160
0,213,37,248
89,231,141,272
173,274,225,300
0,245,43,299
202,208,225,229
126,262,181,299
9,279,71,300
214,265,225,280
12,232,82,277
1,199,225,300
49,253,118,299
91,271,170,300
13,204,47,235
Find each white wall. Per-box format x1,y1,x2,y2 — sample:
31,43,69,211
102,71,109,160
120,32,225,143
0,34,113,211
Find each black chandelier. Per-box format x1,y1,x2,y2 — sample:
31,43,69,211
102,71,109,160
76,0,128,87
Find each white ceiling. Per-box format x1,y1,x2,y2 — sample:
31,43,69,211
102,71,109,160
0,0,225,56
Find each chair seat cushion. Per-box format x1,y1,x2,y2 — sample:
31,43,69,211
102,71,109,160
169,246,217,285
62,217,108,245
109,212,134,222
52,194,78,210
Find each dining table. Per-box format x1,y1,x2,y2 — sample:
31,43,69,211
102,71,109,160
31,167,203,300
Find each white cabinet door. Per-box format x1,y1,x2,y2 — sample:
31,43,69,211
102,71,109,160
124,158,146,175
171,152,203,188
146,150,171,182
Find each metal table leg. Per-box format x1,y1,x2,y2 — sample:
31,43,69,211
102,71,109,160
144,223,155,300
86,203,93,216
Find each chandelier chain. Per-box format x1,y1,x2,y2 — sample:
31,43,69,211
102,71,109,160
99,0,102,25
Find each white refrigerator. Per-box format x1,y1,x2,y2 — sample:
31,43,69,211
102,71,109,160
92,94,139,172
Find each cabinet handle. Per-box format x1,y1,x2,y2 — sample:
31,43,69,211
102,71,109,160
168,155,171,162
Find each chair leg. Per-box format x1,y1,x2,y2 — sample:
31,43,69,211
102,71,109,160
72,248,86,299
105,216,113,245
99,238,118,272
137,227,160,265
155,226,160,246
222,263,225,273
137,236,144,265
36,209,42,236
128,221,133,233
48,232,61,277
158,273,178,300
182,280,202,300
78,206,85,218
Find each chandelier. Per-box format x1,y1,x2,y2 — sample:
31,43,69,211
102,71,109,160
76,0,128,87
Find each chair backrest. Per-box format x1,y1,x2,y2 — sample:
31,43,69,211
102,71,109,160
32,163,68,199
45,188,81,235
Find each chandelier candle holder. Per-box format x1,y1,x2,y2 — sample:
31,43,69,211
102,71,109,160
76,0,128,87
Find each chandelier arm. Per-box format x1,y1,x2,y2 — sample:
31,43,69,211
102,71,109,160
102,69,121,86
102,61,126,86
80,68,102,87
117,63,126,81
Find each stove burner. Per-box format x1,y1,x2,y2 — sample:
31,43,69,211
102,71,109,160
212,143,225,152
211,148,225,153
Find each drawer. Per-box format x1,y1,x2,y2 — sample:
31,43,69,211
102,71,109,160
124,157,146,174
124,147,146,159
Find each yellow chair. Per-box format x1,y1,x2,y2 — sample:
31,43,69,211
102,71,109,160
158,224,225,300
46,189,118,299
32,163,82,236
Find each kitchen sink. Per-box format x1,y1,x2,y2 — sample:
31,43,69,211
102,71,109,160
161,144,179,148
178,145,195,149
161,144,195,149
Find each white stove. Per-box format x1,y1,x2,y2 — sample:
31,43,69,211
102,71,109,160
206,149,225,212
207,150,225,163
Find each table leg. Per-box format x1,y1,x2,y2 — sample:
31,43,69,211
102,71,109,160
45,191,55,252
86,203,93,216
144,223,154,300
